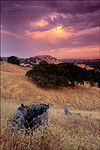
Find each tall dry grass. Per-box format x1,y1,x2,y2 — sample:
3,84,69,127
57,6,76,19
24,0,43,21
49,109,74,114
1,112,100,150
1,101,100,150
1,62,100,150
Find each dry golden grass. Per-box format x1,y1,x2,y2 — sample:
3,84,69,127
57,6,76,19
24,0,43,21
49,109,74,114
1,62,100,150
1,62,100,111
1,101,100,150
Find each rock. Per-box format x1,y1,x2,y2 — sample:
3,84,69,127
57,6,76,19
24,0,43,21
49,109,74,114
64,106,93,121
11,103,49,133
64,106,81,116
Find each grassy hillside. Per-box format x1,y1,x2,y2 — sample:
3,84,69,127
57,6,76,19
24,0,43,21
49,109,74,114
1,62,99,110
1,62,100,150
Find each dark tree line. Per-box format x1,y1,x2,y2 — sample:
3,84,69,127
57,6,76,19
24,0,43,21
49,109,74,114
26,61,100,88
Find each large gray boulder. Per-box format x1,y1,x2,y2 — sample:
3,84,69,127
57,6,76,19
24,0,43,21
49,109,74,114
11,103,49,133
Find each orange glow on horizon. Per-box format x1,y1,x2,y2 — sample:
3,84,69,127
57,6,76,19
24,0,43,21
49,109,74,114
38,46,99,59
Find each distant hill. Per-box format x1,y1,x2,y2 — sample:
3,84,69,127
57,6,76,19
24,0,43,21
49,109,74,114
2,55,62,67
20,55,62,67
2,56,99,70
60,58,100,70
76,64,94,70
1,57,8,62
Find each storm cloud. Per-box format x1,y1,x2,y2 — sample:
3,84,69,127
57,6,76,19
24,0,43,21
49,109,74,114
1,1,100,58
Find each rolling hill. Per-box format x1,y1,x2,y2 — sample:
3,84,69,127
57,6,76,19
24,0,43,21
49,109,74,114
1,61,99,111
1,61,99,150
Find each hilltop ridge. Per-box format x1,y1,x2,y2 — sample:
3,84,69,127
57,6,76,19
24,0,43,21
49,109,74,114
20,55,62,67
1,55,100,70
2,55,62,68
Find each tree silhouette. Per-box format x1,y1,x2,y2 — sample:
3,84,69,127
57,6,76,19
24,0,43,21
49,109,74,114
7,56,20,65
26,61,88,87
0,57,3,61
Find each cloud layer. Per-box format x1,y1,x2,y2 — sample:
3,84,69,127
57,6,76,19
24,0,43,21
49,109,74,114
1,1,100,58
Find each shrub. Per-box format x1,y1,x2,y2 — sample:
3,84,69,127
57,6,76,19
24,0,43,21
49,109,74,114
26,61,87,87
7,56,20,65
0,57,3,61
86,70,100,87
89,79,95,87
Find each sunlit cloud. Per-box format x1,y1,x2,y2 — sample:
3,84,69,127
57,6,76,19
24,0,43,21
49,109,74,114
50,14,57,21
1,29,25,39
1,1,99,58
61,13,68,19
75,26,99,37
30,20,48,26
38,46,99,59
45,12,58,21
25,25,72,44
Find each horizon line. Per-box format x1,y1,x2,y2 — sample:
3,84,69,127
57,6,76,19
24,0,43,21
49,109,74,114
1,54,99,60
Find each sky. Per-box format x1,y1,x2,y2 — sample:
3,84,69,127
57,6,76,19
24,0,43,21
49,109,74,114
1,1,100,59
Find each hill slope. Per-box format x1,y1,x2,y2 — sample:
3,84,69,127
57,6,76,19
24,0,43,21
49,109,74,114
1,62,99,111
20,55,62,67
1,62,99,150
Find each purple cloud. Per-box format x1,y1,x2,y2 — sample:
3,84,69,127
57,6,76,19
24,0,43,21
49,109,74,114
1,1,100,58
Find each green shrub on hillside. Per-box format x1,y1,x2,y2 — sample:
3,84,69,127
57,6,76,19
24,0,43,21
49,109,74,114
7,56,20,65
26,61,87,87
